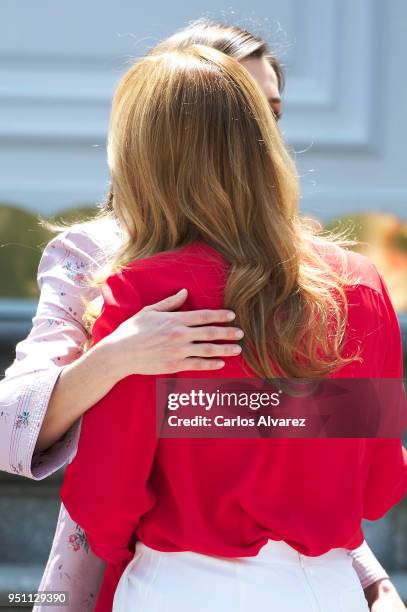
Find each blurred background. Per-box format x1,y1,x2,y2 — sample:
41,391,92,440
0,0,406,608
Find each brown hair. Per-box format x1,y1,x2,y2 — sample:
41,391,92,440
154,18,285,90
43,19,284,225
95,44,358,379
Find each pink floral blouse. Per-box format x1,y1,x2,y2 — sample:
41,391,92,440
0,218,389,611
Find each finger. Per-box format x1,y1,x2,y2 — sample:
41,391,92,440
185,325,244,342
185,343,242,358
176,358,226,372
144,288,188,312
172,309,236,326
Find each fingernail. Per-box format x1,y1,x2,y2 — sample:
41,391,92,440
235,330,244,338
227,312,236,320
178,288,187,294
216,360,225,367
232,346,242,354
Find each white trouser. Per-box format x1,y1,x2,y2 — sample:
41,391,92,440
112,539,369,612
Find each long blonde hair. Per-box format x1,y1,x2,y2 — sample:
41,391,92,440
86,44,359,379
42,19,284,230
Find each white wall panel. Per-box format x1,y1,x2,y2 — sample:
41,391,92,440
0,0,405,220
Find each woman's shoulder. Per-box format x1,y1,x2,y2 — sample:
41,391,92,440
315,241,385,296
55,216,122,254
39,216,122,273
316,242,402,377
35,216,122,304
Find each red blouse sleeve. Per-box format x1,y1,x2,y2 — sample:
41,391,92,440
363,274,407,519
60,271,160,609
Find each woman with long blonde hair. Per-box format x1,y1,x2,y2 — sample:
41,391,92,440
60,45,407,612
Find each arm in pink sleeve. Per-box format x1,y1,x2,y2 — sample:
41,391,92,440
0,224,109,479
349,542,389,589
60,271,159,566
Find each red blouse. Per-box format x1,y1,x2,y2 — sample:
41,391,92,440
60,240,407,612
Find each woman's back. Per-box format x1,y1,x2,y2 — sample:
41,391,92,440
61,239,407,610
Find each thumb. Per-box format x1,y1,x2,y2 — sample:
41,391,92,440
144,288,188,312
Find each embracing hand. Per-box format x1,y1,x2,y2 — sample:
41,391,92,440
100,288,244,379
36,289,243,453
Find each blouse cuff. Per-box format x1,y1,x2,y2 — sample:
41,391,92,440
12,367,81,480
349,540,389,589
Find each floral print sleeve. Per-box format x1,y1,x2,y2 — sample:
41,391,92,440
33,503,106,612
0,220,121,612
0,219,120,480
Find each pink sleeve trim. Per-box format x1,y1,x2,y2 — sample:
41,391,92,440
349,540,389,589
3,367,81,480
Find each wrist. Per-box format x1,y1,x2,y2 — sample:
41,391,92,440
364,578,393,606
89,337,129,384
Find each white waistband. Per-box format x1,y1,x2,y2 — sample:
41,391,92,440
134,539,350,566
